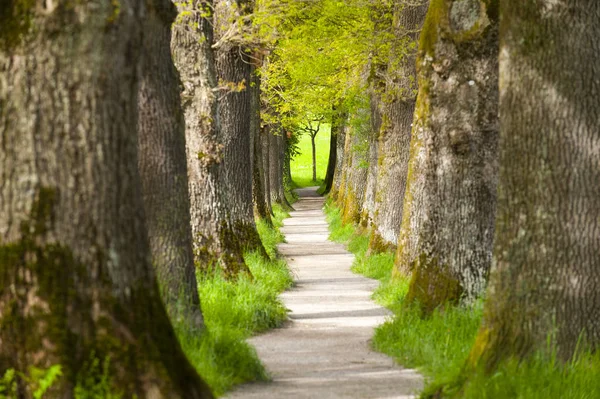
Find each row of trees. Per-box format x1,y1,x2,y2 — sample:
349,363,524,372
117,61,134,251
325,0,599,383
0,0,295,396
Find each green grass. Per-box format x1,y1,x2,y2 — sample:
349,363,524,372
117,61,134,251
179,204,293,396
324,199,600,399
291,124,331,187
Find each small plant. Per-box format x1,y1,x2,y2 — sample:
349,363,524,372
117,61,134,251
0,364,62,399
74,354,121,399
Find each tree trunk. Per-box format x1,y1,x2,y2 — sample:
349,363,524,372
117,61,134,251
468,0,600,368
261,124,275,216
0,1,212,396
335,122,353,209
250,66,272,225
360,84,382,230
282,129,295,202
396,0,499,313
172,0,250,277
368,0,429,254
322,109,339,195
214,0,267,257
341,108,370,225
331,110,348,200
269,128,294,210
137,0,204,330
311,135,317,182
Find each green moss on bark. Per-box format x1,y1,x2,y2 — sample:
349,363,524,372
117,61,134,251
0,0,35,50
405,253,463,315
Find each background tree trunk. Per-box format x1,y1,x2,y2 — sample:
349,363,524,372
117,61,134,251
250,66,272,225
269,128,294,210
0,1,212,396
311,135,317,182
322,107,340,195
330,110,348,200
137,0,204,330
261,124,275,215
214,0,267,257
368,0,429,253
172,0,249,277
468,0,600,368
360,85,382,230
396,0,499,313
341,109,370,225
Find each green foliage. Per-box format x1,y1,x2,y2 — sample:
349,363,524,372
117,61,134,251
291,124,331,187
1,365,63,399
257,0,375,131
181,208,293,396
74,355,121,399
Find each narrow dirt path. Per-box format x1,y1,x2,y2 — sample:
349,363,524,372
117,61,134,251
226,187,422,398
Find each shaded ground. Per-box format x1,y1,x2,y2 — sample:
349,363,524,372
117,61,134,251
226,187,423,398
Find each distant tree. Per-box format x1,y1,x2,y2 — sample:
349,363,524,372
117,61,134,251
0,0,212,396
298,117,324,182
467,0,600,370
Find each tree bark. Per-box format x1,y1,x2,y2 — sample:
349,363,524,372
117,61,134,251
360,84,381,230
330,110,349,201
341,108,370,225
172,0,250,277
468,0,600,368
250,66,272,225
396,0,499,313
214,0,267,257
269,128,294,210
137,0,204,330
261,124,275,216
322,108,339,195
0,1,212,396
311,135,317,182
368,0,429,253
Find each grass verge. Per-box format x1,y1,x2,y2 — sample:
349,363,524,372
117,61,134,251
180,204,293,396
324,199,600,399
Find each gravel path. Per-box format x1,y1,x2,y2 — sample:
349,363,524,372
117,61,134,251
225,187,423,398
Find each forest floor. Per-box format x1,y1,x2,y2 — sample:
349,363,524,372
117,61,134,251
226,187,422,398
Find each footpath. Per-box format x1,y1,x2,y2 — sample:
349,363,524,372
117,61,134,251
226,187,422,398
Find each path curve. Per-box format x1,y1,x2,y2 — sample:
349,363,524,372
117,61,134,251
226,187,422,398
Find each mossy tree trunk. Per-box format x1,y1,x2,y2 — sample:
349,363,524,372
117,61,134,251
467,0,600,369
360,1,391,232
368,0,429,254
395,0,499,313
137,0,204,330
261,124,275,215
214,0,268,258
0,0,212,396
361,84,382,230
341,109,370,226
172,0,250,277
250,64,272,225
330,109,349,201
282,130,294,192
269,127,294,210
322,106,342,195
335,123,353,209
